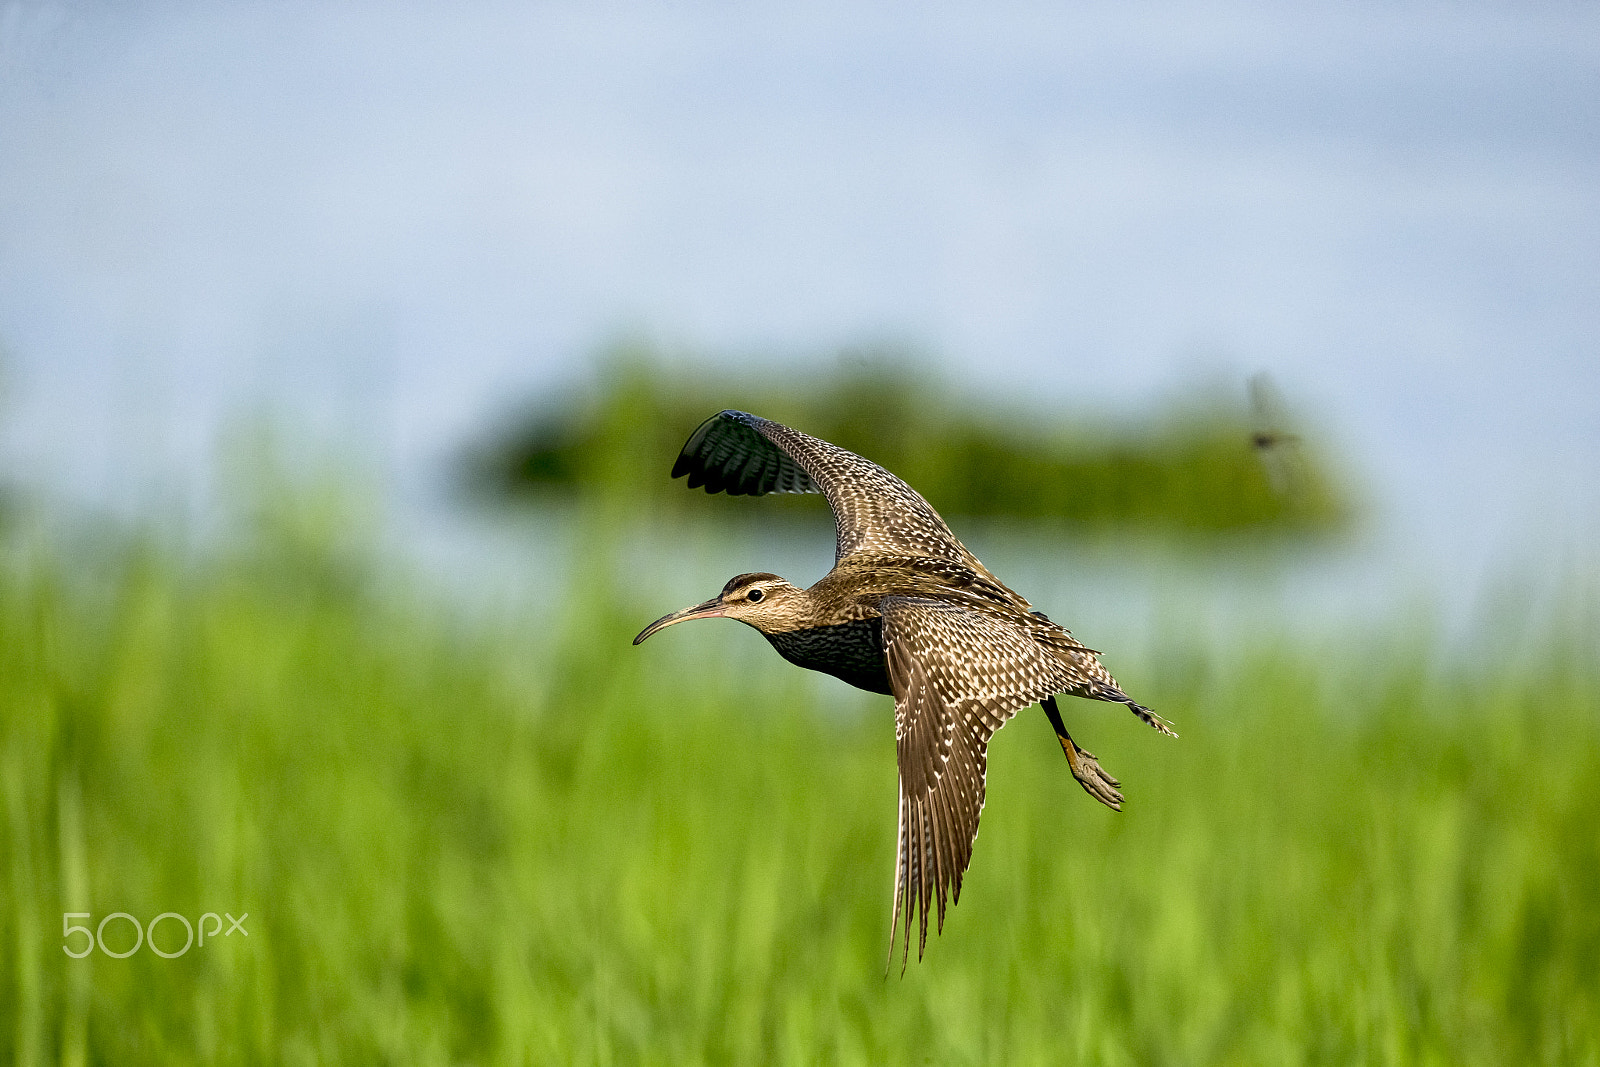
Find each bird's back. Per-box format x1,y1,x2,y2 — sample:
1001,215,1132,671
772,555,1108,697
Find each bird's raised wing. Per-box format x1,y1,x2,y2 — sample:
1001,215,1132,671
881,596,1085,970
671,410,972,565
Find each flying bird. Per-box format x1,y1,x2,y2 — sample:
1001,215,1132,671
1248,372,1306,499
633,410,1174,968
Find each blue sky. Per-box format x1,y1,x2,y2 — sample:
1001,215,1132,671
1,0,1596,584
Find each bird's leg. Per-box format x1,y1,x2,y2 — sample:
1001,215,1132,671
1042,696,1123,811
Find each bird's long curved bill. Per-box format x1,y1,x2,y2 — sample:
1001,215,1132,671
632,598,724,645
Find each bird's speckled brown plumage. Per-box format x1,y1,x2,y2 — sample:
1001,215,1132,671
635,410,1175,969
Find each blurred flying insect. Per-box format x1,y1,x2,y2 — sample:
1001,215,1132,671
1248,372,1306,501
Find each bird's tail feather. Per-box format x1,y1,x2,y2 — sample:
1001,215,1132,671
1098,685,1178,737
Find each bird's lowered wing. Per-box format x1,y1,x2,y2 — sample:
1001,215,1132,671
880,596,1082,970
671,410,973,566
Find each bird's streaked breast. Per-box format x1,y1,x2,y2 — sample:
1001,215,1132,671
764,617,892,695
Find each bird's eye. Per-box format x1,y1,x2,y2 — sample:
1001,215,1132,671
746,588,764,603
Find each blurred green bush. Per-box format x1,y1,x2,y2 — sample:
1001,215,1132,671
463,345,1355,538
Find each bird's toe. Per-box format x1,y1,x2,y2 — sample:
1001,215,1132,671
1071,750,1124,810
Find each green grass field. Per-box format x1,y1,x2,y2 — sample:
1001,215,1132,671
2,507,1597,1065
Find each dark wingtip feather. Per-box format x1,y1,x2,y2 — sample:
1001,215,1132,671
661,409,820,500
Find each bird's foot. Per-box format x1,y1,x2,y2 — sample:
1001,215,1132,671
1061,739,1122,811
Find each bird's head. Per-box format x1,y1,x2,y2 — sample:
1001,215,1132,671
633,572,806,644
